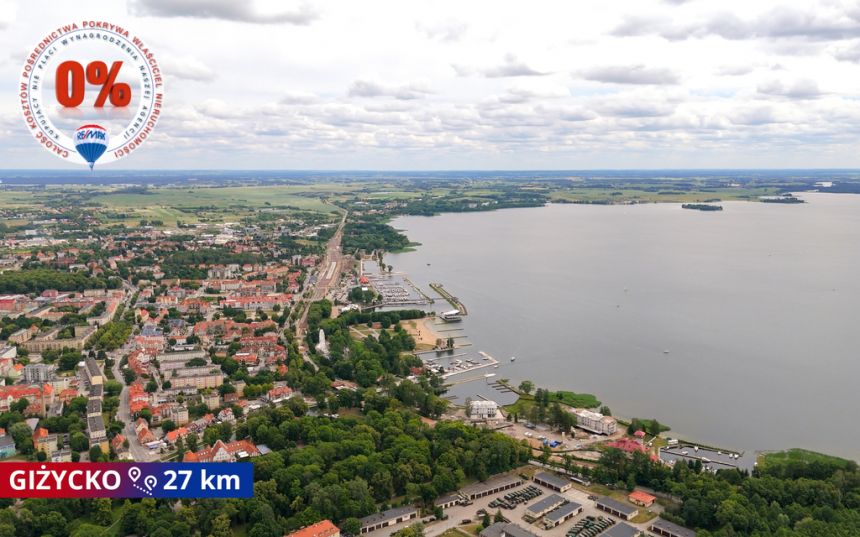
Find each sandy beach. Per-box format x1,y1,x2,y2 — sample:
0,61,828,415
402,316,445,350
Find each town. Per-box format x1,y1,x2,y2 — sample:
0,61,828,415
0,180,855,537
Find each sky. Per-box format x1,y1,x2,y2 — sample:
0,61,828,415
4,0,860,169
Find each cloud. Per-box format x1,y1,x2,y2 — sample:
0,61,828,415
128,0,319,25
416,19,468,42
348,80,433,100
833,41,860,62
613,6,860,42
280,92,319,105
730,106,785,125
160,55,216,82
757,79,822,99
580,65,679,85
456,54,549,78
598,102,676,118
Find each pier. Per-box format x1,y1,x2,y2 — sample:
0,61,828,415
430,282,468,315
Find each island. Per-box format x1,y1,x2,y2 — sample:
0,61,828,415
682,203,723,211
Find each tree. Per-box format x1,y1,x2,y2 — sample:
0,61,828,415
208,514,233,537
145,380,158,393
481,513,491,528
340,518,361,536
70,432,89,452
518,380,534,394
161,420,177,434
9,422,34,454
89,445,103,462
93,498,113,526
494,510,505,523
600,406,612,416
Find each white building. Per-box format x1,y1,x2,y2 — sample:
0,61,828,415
468,399,499,420
572,409,617,435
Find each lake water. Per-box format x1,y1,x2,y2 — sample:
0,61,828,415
384,193,860,460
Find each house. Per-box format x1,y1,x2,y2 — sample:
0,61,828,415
468,399,499,420
112,434,132,460
265,385,293,404
33,427,58,454
0,435,16,458
628,489,656,507
165,427,190,445
359,506,418,534
183,439,260,462
218,408,235,422
284,520,340,537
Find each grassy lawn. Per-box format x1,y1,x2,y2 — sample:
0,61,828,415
504,389,600,418
630,510,658,524
440,529,473,537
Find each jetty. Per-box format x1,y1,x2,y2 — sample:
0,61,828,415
430,282,468,315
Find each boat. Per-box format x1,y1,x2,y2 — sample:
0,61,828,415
663,349,670,354
439,309,462,322
510,356,516,362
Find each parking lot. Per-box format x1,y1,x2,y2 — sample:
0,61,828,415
362,476,655,537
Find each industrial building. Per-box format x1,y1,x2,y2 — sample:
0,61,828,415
359,506,418,534
649,518,697,537
601,523,640,537
460,475,522,501
542,501,582,528
595,497,639,521
533,471,573,492
523,493,566,522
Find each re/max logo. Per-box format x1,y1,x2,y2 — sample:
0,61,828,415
76,130,106,140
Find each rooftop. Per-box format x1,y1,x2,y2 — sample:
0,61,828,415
596,496,639,516
359,506,417,527
650,518,697,537
544,501,582,522
534,472,570,490
285,520,340,537
525,494,566,515
601,523,639,537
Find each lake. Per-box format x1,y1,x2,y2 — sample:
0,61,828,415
384,193,860,460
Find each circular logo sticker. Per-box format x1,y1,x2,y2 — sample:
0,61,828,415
20,21,164,169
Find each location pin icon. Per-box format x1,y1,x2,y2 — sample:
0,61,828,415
128,467,141,483
143,475,157,492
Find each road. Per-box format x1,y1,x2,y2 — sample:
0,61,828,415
109,283,160,462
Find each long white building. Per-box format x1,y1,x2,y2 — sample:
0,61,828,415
572,408,617,435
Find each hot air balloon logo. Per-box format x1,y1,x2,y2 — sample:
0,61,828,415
73,125,109,170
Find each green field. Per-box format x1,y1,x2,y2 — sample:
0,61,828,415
550,186,782,204
759,448,855,469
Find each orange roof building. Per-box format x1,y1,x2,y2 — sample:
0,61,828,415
628,490,657,507
284,520,340,537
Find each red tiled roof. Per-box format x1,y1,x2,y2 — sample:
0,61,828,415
285,520,340,537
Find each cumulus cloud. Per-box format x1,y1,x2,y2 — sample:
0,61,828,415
580,65,679,85
833,41,860,62
757,79,822,99
348,80,433,100
416,19,468,42
614,6,860,41
456,54,549,78
160,55,217,82
128,0,319,25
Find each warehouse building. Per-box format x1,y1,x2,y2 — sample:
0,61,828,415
533,471,573,492
460,475,522,501
601,523,640,537
542,501,582,528
595,497,639,521
359,506,418,534
523,494,566,522
649,518,696,537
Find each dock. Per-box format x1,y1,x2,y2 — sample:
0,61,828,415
430,283,468,315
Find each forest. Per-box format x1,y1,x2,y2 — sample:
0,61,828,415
0,269,120,294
